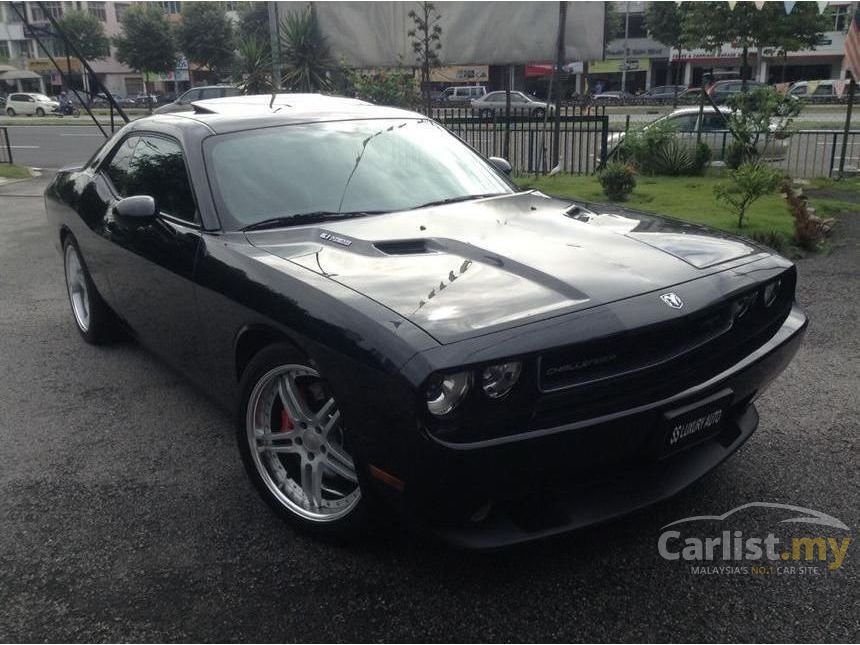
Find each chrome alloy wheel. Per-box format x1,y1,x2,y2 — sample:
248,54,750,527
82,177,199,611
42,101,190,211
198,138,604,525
64,242,90,332
246,364,361,522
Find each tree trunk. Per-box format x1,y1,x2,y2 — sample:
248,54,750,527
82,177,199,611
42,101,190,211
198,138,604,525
741,45,748,91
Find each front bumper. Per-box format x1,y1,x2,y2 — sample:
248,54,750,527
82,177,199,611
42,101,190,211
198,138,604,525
391,304,807,549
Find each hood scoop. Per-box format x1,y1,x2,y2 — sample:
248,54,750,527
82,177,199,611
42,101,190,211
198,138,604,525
374,239,438,255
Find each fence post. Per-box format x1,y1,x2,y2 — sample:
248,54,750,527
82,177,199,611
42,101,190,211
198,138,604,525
1,127,12,164
829,131,839,177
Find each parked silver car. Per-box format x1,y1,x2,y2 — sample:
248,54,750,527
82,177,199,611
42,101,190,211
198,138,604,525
607,106,788,162
470,91,552,118
154,85,240,114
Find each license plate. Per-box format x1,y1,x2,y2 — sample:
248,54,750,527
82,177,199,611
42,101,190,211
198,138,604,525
658,390,733,457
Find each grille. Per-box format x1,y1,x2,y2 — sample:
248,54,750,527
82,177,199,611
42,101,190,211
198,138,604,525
530,273,795,431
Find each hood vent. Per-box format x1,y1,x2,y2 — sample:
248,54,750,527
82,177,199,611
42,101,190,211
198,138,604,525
374,239,435,255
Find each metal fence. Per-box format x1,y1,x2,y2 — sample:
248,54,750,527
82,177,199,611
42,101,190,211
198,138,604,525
0,127,12,164
605,128,860,179
429,107,609,175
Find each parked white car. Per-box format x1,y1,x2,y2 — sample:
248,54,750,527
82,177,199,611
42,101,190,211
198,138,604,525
4,92,60,117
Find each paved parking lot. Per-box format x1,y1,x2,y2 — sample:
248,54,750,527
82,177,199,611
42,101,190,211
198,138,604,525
0,176,857,642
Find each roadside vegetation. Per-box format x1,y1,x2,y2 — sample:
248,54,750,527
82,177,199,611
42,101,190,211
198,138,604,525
0,164,32,180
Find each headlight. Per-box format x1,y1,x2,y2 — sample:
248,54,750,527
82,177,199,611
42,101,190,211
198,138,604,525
481,361,522,399
732,291,757,320
425,371,472,416
763,280,781,307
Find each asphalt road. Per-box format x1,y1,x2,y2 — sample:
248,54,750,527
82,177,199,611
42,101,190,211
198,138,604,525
2,125,109,170
0,176,857,642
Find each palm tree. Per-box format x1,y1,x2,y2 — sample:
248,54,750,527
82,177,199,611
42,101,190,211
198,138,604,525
279,5,334,92
235,36,273,95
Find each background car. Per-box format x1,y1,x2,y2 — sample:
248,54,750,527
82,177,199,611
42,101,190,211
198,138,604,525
606,106,788,161
708,80,768,104
470,90,552,117
90,93,136,108
642,85,687,101
4,92,59,117
592,90,634,102
787,79,840,100
153,85,240,114
439,85,487,102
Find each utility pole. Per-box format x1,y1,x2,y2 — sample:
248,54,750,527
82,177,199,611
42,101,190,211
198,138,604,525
839,73,856,178
620,1,630,92
268,1,282,90
551,0,567,166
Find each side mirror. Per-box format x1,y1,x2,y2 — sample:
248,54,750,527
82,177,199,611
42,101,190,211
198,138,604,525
488,157,512,175
114,195,157,220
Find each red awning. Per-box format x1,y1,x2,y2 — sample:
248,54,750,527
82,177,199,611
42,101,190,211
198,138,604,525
525,64,554,78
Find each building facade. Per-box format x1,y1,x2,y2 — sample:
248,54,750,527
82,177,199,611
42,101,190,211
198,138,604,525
590,1,857,94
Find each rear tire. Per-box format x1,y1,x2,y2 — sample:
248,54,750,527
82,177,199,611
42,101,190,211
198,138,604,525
237,343,368,540
5,107,14,117
533,108,546,119
63,236,117,344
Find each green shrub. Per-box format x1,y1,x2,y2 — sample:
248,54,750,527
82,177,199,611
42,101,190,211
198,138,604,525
750,230,788,255
619,122,711,176
725,140,755,170
599,161,636,201
714,162,783,228
693,142,712,174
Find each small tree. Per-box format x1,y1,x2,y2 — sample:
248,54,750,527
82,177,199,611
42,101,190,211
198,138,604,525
55,10,110,62
723,86,801,168
238,2,271,48
714,162,782,229
279,5,334,92
235,37,273,95
177,2,234,84
114,4,176,112
343,60,420,108
408,2,442,114
645,2,689,105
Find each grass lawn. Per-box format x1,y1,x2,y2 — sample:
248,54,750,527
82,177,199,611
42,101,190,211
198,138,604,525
0,164,31,180
517,172,795,239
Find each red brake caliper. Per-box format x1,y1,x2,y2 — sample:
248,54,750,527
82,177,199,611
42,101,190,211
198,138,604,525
280,408,294,433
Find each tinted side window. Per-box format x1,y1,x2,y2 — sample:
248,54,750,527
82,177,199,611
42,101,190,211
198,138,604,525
813,84,834,96
223,87,240,97
179,89,200,103
125,136,197,222
669,114,698,132
200,87,221,99
701,113,726,131
485,92,504,101
104,136,140,195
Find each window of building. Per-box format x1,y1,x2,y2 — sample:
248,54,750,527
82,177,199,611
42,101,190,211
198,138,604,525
159,1,182,15
114,3,130,21
612,12,647,39
4,3,24,22
88,2,107,21
31,1,63,21
13,40,33,59
831,4,851,31
0,41,10,60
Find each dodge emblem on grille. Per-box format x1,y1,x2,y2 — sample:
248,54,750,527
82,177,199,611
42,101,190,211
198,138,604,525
660,292,684,309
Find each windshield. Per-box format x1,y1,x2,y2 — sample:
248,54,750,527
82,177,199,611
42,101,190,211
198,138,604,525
205,118,513,230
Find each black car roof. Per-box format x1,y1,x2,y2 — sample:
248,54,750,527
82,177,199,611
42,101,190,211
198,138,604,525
143,93,425,135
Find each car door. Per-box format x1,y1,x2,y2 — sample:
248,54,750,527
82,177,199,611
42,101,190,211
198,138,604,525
21,94,36,115
97,133,207,373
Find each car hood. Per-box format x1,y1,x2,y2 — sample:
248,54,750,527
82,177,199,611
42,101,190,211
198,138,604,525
246,192,766,344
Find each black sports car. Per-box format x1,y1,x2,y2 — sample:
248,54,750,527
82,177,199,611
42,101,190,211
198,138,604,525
44,94,807,548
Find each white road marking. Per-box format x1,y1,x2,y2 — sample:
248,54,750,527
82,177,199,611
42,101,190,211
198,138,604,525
9,145,39,149
59,133,103,137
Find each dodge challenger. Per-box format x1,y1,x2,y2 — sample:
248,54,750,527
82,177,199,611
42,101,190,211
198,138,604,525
44,94,807,548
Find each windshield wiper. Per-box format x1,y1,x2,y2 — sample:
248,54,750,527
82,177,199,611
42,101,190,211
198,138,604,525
242,210,388,232
413,193,506,210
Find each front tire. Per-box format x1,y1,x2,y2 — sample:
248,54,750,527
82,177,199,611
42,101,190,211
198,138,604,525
237,344,367,539
63,236,116,344
36,107,45,117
